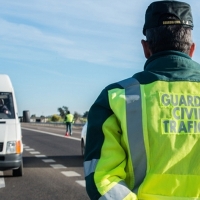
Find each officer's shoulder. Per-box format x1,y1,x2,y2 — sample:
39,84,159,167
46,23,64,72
104,77,139,91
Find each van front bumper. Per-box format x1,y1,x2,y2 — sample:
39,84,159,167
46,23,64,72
0,153,22,170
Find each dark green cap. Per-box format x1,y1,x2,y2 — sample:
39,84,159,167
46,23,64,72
143,1,193,35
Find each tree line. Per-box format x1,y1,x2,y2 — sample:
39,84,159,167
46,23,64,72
31,106,88,123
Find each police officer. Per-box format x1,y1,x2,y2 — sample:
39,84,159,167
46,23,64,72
64,111,74,136
84,1,200,199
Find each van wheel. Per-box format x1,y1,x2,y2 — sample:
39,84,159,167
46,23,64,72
81,140,85,156
13,160,23,177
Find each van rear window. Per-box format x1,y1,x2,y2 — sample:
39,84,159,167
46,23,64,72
0,92,15,119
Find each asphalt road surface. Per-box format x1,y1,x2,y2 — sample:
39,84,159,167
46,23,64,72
0,123,90,200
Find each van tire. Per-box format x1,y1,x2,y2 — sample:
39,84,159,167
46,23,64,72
13,160,23,177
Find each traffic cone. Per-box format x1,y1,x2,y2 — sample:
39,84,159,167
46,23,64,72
65,132,69,136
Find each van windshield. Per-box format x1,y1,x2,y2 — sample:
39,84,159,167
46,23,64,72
0,92,15,119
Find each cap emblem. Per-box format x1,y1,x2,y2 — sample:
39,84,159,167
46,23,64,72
163,20,181,25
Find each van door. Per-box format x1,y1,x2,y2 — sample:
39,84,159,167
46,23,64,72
0,92,23,176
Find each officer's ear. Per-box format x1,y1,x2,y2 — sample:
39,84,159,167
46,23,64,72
189,43,195,57
141,40,152,59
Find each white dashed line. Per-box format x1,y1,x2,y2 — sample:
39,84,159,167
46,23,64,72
76,180,85,187
42,159,56,163
50,164,67,169
25,148,35,151
61,171,81,177
24,144,85,187
29,151,40,154
35,155,47,158
0,172,5,188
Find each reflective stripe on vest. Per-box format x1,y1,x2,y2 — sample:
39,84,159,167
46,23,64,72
84,160,133,199
84,159,98,177
99,181,131,200
118,77,146,192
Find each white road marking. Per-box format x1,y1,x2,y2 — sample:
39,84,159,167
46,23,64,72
22,129,85,187
76,180,86,187
0,172,5,188
50,164,67,169
23,146,30,148
29,151,40,154
35,155,47,158
42,159,56,163
22,127,80,141
61,171,81,177
25,148,35,151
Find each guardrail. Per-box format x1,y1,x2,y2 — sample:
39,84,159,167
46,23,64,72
21,122,85,128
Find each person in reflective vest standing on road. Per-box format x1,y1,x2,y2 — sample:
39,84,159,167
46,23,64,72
65,111,74,136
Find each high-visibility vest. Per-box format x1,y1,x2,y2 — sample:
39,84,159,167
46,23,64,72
84,77,200,199
65,114,74,123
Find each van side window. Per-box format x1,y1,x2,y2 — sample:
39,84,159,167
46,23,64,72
0,92,15,119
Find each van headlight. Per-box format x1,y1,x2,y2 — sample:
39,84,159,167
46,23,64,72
6,141,21,154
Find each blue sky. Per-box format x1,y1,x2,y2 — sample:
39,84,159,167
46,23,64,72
0,0,200,117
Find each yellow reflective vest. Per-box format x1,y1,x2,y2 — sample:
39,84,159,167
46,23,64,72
84,51,200,200
65,113,74,123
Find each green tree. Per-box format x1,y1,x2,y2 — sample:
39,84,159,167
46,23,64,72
73,111,81,122
51,114,61,122
58,106,68,119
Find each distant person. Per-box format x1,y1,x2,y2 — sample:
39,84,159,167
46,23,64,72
65,111,74,136
0,99,11,115
84,1,200,199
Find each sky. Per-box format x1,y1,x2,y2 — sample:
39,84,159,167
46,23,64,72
0,0,200,117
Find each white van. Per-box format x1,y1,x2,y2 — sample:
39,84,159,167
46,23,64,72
0,74,23,176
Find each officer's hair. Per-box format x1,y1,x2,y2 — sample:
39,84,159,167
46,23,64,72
146,25,193,55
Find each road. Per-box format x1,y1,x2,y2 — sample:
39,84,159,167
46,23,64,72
0,123,89,200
